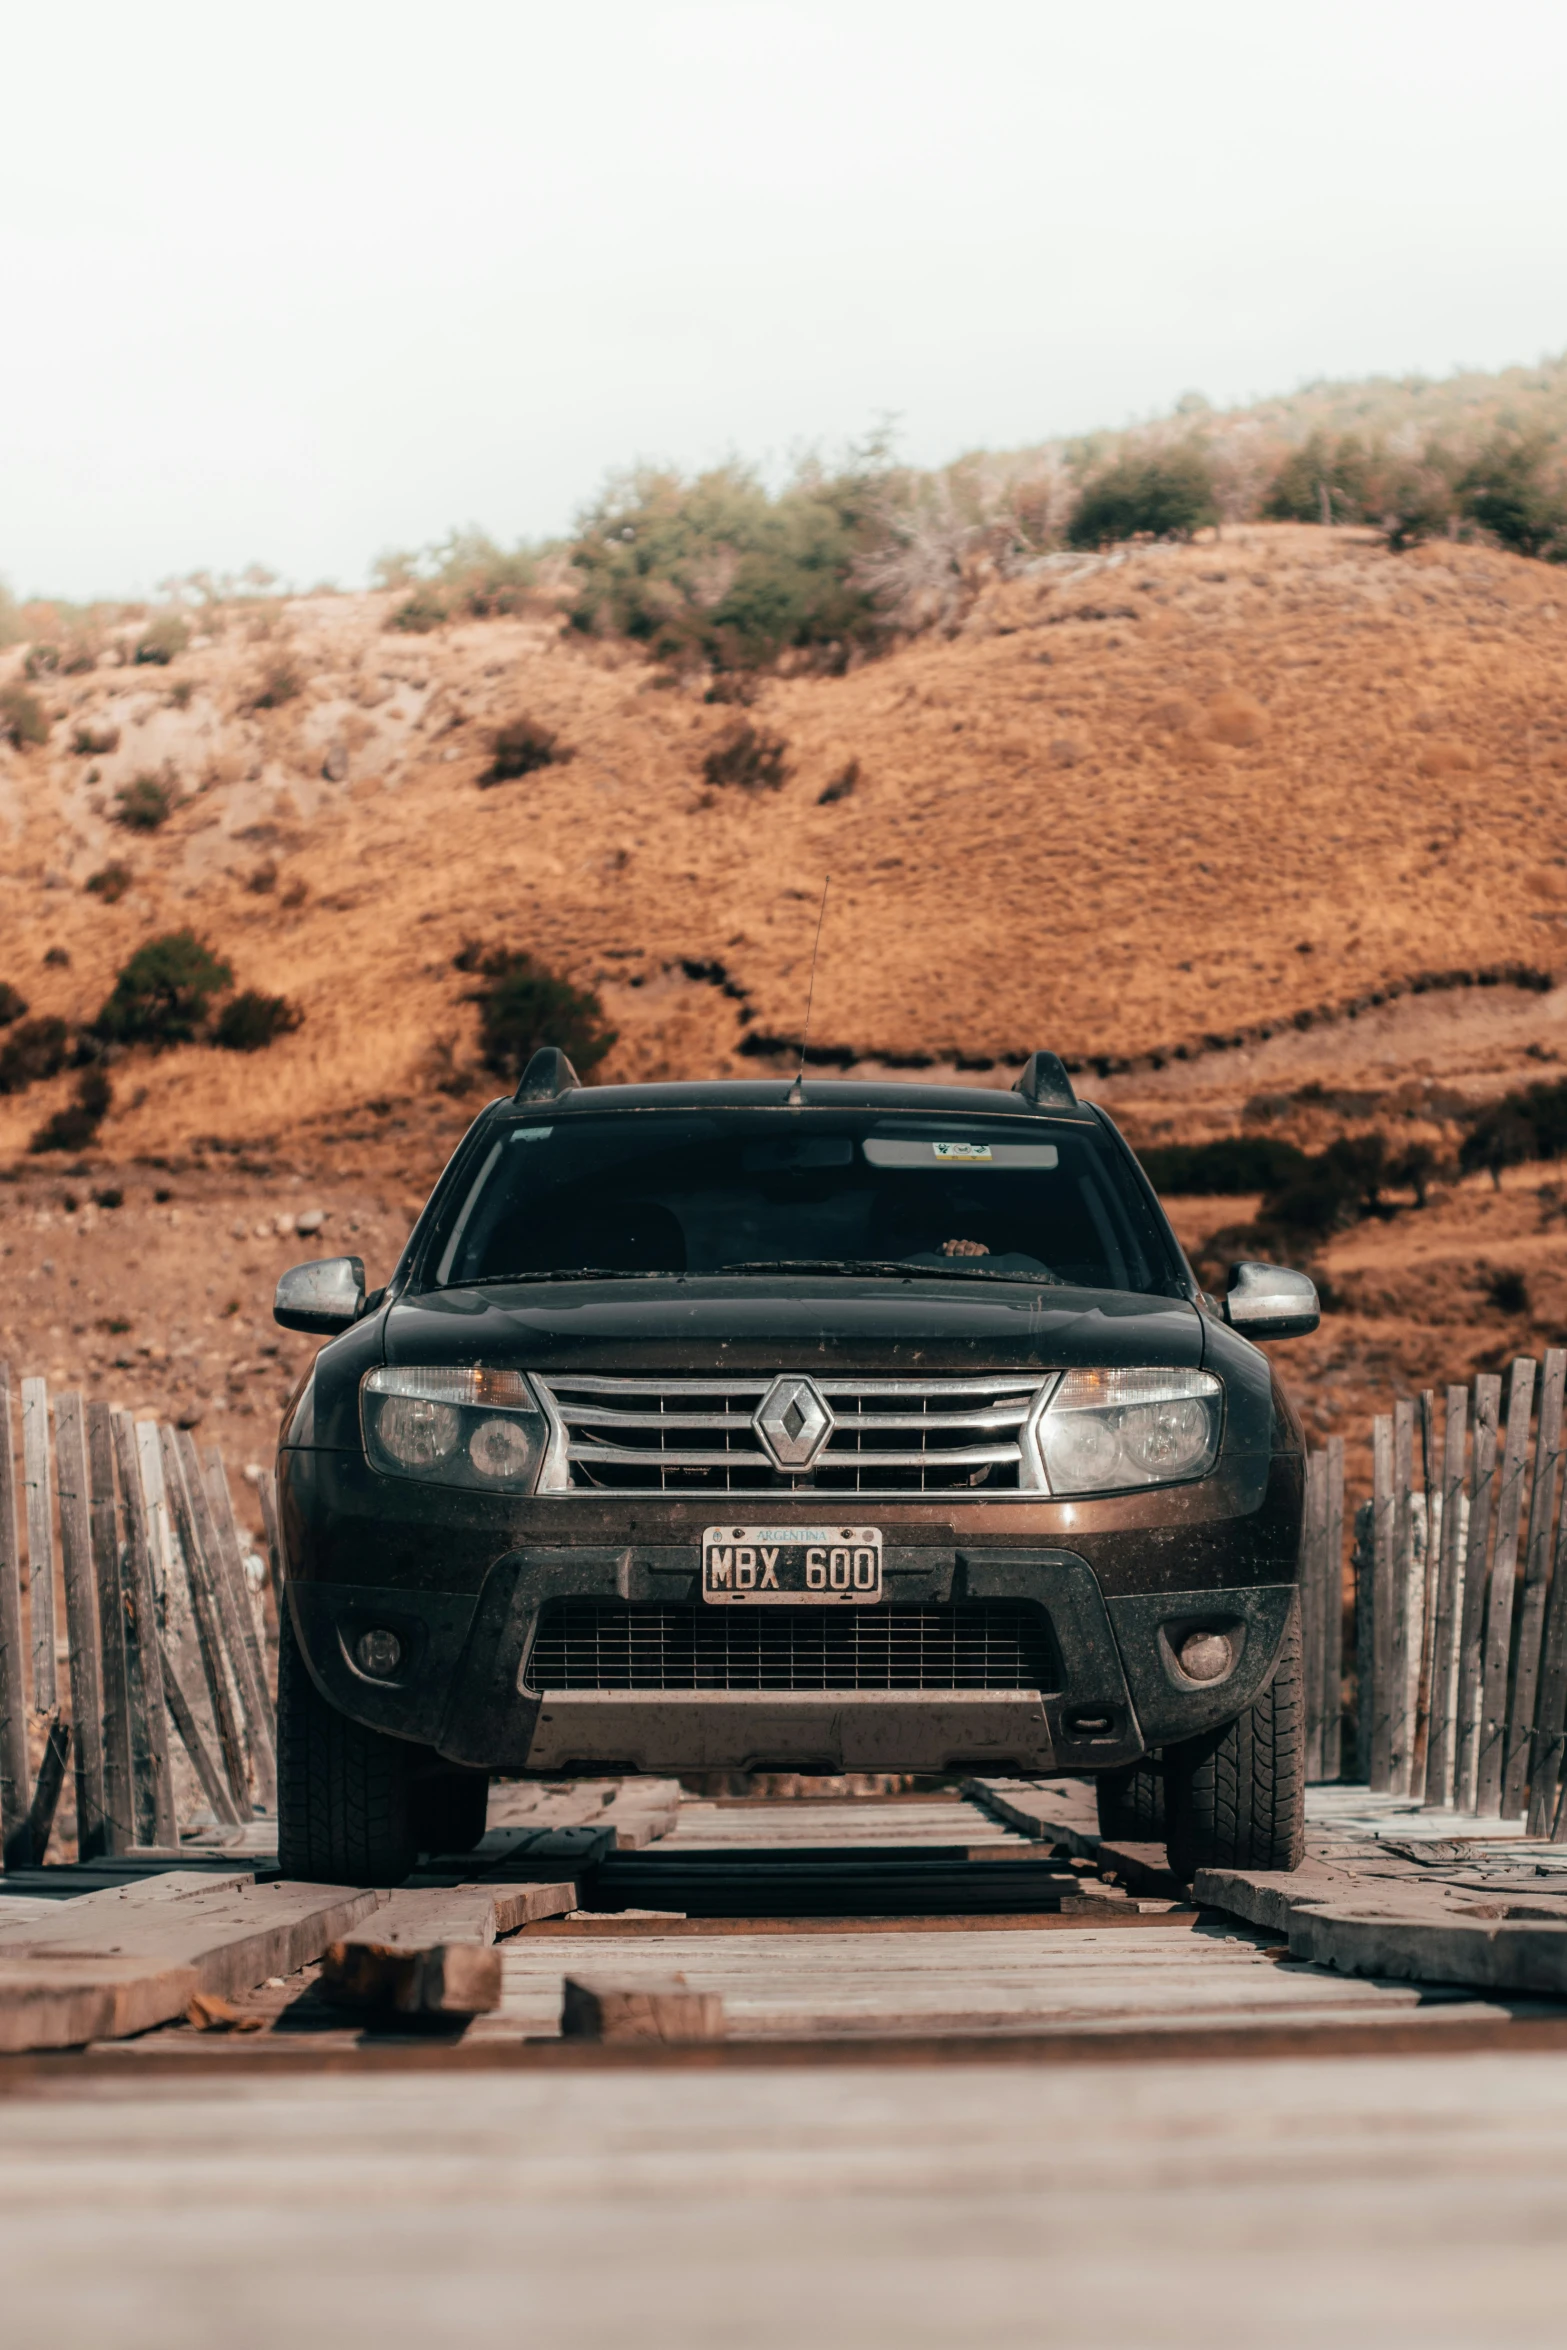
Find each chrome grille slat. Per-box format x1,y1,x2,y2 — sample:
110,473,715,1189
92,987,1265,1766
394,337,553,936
525,1600,1059,1692
532,1371,1048,1495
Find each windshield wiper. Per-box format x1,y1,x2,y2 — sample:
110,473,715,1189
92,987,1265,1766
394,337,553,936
717,1258,1053,1284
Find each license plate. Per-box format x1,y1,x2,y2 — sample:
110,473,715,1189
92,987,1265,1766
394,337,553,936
701,1524,883,1605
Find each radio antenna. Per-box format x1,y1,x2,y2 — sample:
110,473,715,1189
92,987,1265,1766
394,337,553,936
788,876,830,1106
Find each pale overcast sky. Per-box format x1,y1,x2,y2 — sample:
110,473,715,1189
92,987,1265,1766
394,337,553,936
2,0,1565,599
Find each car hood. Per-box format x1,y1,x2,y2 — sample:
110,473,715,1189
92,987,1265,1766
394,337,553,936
384,1275,1205,1375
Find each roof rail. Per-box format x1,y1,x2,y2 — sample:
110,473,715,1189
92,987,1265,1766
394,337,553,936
1012,1051,1078,1110
514,1046,581,1104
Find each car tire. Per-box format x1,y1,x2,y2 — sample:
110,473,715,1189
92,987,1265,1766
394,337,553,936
413,1766,491,1857
1163,1608,1306,1878
1095,1756,1165,1840
276,1604,421,1886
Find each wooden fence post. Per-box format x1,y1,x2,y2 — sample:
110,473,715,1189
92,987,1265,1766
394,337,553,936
160,1426,249,1814
109,1410,177,1849
1302,1450,1325,1782
1321,1435,1345,1780
1370,1416,1394,1790
1533,1434,1567,1837
53,1392,108,1861
0,1363,30,1870
255,1466,283,1699
177,1430,274,1807
1504,1348,1566,1819
1456,1373,1503,1814
1477,1357,1537,1816
1390,1400,1418,1795
85,1400,134,1857
199,1444,277,1807
1353,1500,1375,1781
1409,1391,1438,1801
19,1377,57,1712
1425,1385,1469,1811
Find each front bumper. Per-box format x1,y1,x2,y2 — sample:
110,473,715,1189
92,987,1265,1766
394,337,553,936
286,1540,1297,1777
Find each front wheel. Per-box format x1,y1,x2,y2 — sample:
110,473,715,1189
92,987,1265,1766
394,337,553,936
277,1604,421,1886
1163,1609,1306,1877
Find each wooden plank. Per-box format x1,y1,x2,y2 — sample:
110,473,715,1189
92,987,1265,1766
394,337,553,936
200,1443,277,1806
0,1875,381,2051
53,1392,108,1861
1352,1499,1374,1781
1538,1467,1567,1839
1505,1347,1567,1818
321,1938,502,2018
1300,1450,1325,1782
1389,1400,1416,1794
85,1399,134,1858
561,1974,727,2042
160,1426,249,1813
1321,1434,1345,1781
110,1412,178,1849
1476,1357,1537,1815
0,1363,30,1869
177,1429,273,1805
1369,1414,1394,1791
1455,1372,1502,1812
1424,1385,1469,1810
19,1377,57,1711
22,1710,70,1867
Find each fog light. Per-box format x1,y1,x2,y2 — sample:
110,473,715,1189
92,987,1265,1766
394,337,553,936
355,1627,403,1679
1178,1629,1234,1684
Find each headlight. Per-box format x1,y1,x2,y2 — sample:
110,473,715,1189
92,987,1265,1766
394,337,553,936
361,1366,549,1491
1036,1367,1222,1494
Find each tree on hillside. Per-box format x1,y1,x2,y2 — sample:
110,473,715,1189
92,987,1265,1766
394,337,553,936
1065,447,1218,547
1458,430,1567,561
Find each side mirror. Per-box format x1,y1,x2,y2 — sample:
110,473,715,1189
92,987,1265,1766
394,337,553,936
274,1256,367,1335
1223,1260,1320,1341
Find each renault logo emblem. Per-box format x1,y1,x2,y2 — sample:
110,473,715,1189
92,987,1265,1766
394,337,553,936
754,1374,834,1470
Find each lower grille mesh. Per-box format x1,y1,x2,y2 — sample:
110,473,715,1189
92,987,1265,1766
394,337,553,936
525,1600,1058,1693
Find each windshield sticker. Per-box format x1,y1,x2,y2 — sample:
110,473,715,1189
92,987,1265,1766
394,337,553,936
864,1138,1060,1170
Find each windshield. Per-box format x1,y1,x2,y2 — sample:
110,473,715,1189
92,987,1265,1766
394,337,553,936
421,1110,1185,1295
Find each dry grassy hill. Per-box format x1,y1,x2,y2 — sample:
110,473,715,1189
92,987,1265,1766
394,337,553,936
2,520,1567,1465
2,521,1565,1164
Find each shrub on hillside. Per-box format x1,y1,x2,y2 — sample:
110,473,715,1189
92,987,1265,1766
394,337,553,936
1137,1137,1309,1195
0,981,26,1026
1377,445,1460,551
1262,432,1374,525
86,863,134,903
30,1070,111,1155
569,459,883,672
114,773,177,830
461,948,616,1082
71,720,120,757
133,613,189,665
388,588,447,634
1066,447,1218,547
0,1015,70,1094
702,721,792,792
1459,1078,1567,1186
0,685,49,748
245,659,303,710
94,932,233,1049
24,644,60,677
1458,430,1567,562
480,717,571,786
212,989,303,1052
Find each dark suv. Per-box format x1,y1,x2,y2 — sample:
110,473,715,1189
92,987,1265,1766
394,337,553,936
273,1051,1318,1884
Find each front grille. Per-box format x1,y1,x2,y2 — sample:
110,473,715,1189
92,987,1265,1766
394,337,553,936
533,1372,1045,1495
524,1600,1059,1692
